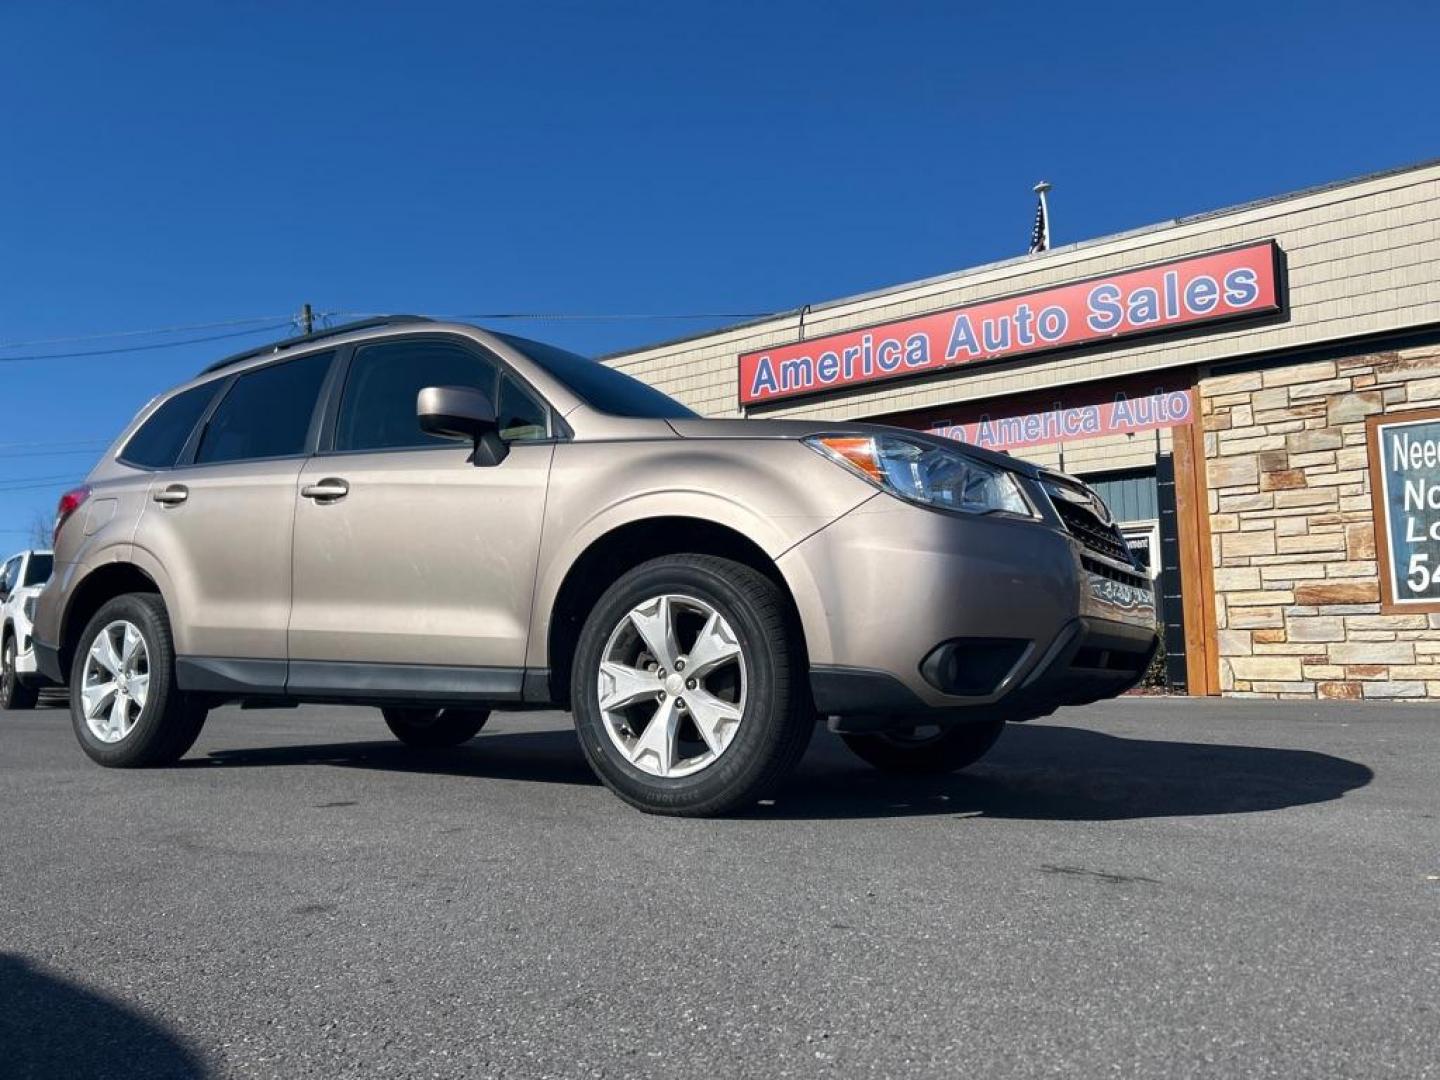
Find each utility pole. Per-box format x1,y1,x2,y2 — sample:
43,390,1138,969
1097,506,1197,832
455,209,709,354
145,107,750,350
300,303,314,336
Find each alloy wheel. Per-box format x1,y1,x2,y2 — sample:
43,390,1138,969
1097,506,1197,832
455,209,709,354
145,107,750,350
81,620,151,743
596,593,747,778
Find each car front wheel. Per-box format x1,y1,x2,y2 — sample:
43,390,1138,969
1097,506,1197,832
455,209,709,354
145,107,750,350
841,718,1006,775
70,593,208,767
572,554,812,816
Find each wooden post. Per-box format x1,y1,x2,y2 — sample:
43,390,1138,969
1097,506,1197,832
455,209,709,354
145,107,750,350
1170,394,1221,695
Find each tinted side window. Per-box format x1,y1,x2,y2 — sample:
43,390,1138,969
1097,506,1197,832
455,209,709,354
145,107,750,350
496,374,548,442
121,381,221,468
497,332,697,419
1,559,18,593
23,554,53,587
195,351,333,465
336,340,498,452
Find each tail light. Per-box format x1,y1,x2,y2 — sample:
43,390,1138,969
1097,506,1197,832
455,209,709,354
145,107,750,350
54,485,91,544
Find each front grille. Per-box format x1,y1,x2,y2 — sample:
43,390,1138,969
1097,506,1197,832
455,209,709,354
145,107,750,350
1082,555,1149,590
1044,480,1138,567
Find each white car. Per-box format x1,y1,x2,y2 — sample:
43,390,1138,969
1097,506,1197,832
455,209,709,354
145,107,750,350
1,548,54,709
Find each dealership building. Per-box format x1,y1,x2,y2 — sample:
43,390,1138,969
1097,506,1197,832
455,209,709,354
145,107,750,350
605,160,1440,701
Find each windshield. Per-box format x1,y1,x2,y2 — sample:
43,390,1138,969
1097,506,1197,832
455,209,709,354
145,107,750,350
498,333,697,420
23,554,53,587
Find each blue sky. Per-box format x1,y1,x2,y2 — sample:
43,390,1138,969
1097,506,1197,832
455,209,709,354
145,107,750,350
1,0,1437,540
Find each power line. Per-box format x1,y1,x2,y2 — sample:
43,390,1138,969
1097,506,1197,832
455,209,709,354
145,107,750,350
0,438,108,451
0,309,774,367
0,309,770,351
330,310,776,323
0,472,81,485
0,314,299,350
0,476,83,493
0,321,295,365
0,447,107,460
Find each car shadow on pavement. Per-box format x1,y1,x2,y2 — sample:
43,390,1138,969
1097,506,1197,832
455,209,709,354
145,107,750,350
0,955,207,1079
186,720,1373,822
765,721,1375,821
188,730,602,788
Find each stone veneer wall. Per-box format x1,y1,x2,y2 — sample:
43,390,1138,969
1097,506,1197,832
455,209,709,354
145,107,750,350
1201,342,1440,700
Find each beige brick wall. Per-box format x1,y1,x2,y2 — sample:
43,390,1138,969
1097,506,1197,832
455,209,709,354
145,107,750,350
607,163,1440,426
1203,344,1440,700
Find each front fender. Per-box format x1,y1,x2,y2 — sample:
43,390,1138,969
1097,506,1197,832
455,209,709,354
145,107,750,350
525,439,874,668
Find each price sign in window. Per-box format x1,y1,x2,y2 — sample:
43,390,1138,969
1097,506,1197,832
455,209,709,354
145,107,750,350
1368,408,1440,612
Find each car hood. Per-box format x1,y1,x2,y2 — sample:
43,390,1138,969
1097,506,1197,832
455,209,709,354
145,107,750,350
663,416,1048,479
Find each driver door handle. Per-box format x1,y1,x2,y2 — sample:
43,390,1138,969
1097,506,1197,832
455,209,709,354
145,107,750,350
301,478,349,503
152,484,188,506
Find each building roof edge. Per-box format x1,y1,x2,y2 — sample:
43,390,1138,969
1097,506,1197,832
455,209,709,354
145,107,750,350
602,156,1440,362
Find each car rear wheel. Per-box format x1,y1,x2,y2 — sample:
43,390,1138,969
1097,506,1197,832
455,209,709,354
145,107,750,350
70,593,208,767
382,707,489,748
1,634,39,710
571,554,812,816
841,718,1006,775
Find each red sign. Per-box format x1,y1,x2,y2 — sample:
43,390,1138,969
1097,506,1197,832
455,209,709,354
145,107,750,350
739,241,1281,405
918,375,1195,453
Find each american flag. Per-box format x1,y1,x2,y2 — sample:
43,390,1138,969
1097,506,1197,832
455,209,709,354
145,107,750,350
1028,184,1050,254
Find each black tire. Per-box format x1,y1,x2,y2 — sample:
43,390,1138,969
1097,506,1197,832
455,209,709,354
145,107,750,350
572,554,812,817
841,718,1006,775
1,632,40,710
382,707,489,748
70,593,208,768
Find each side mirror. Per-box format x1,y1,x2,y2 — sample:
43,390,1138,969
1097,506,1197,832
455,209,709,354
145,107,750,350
417,385,508,466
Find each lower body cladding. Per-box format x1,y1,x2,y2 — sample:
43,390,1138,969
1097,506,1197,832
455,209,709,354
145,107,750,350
778,498,1157,732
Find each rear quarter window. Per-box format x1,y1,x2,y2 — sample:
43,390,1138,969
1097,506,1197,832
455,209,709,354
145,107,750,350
120,381,222,469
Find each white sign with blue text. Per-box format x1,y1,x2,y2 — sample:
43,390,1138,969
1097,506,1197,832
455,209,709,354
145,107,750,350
1371,409,1440,611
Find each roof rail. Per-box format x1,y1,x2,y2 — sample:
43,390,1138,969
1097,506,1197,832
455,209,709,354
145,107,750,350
199,315,434,375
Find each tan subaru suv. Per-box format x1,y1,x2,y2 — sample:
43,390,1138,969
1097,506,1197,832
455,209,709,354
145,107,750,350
31,317,1156,814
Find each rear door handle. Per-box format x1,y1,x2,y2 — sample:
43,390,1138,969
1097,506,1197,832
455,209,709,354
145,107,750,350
152,484,188,506
300,478,349,503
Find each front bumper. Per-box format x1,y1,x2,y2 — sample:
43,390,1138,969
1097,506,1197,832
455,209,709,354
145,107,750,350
778,496,1157,728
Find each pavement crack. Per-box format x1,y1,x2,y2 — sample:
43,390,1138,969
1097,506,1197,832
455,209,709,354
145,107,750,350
1038,863,1160,885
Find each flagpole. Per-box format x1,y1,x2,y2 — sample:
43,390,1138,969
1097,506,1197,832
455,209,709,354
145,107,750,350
1033,180,1052,251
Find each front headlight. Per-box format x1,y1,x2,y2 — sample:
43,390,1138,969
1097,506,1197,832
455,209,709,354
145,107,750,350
805,434,1034,517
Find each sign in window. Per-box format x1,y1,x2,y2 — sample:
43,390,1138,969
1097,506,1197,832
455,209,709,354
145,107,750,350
1368,408,1440,612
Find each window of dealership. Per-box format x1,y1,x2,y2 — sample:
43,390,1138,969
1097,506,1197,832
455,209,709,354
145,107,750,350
605,160,1440,700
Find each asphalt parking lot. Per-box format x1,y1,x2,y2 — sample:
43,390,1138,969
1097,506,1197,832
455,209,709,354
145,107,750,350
2,697,1435,1079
